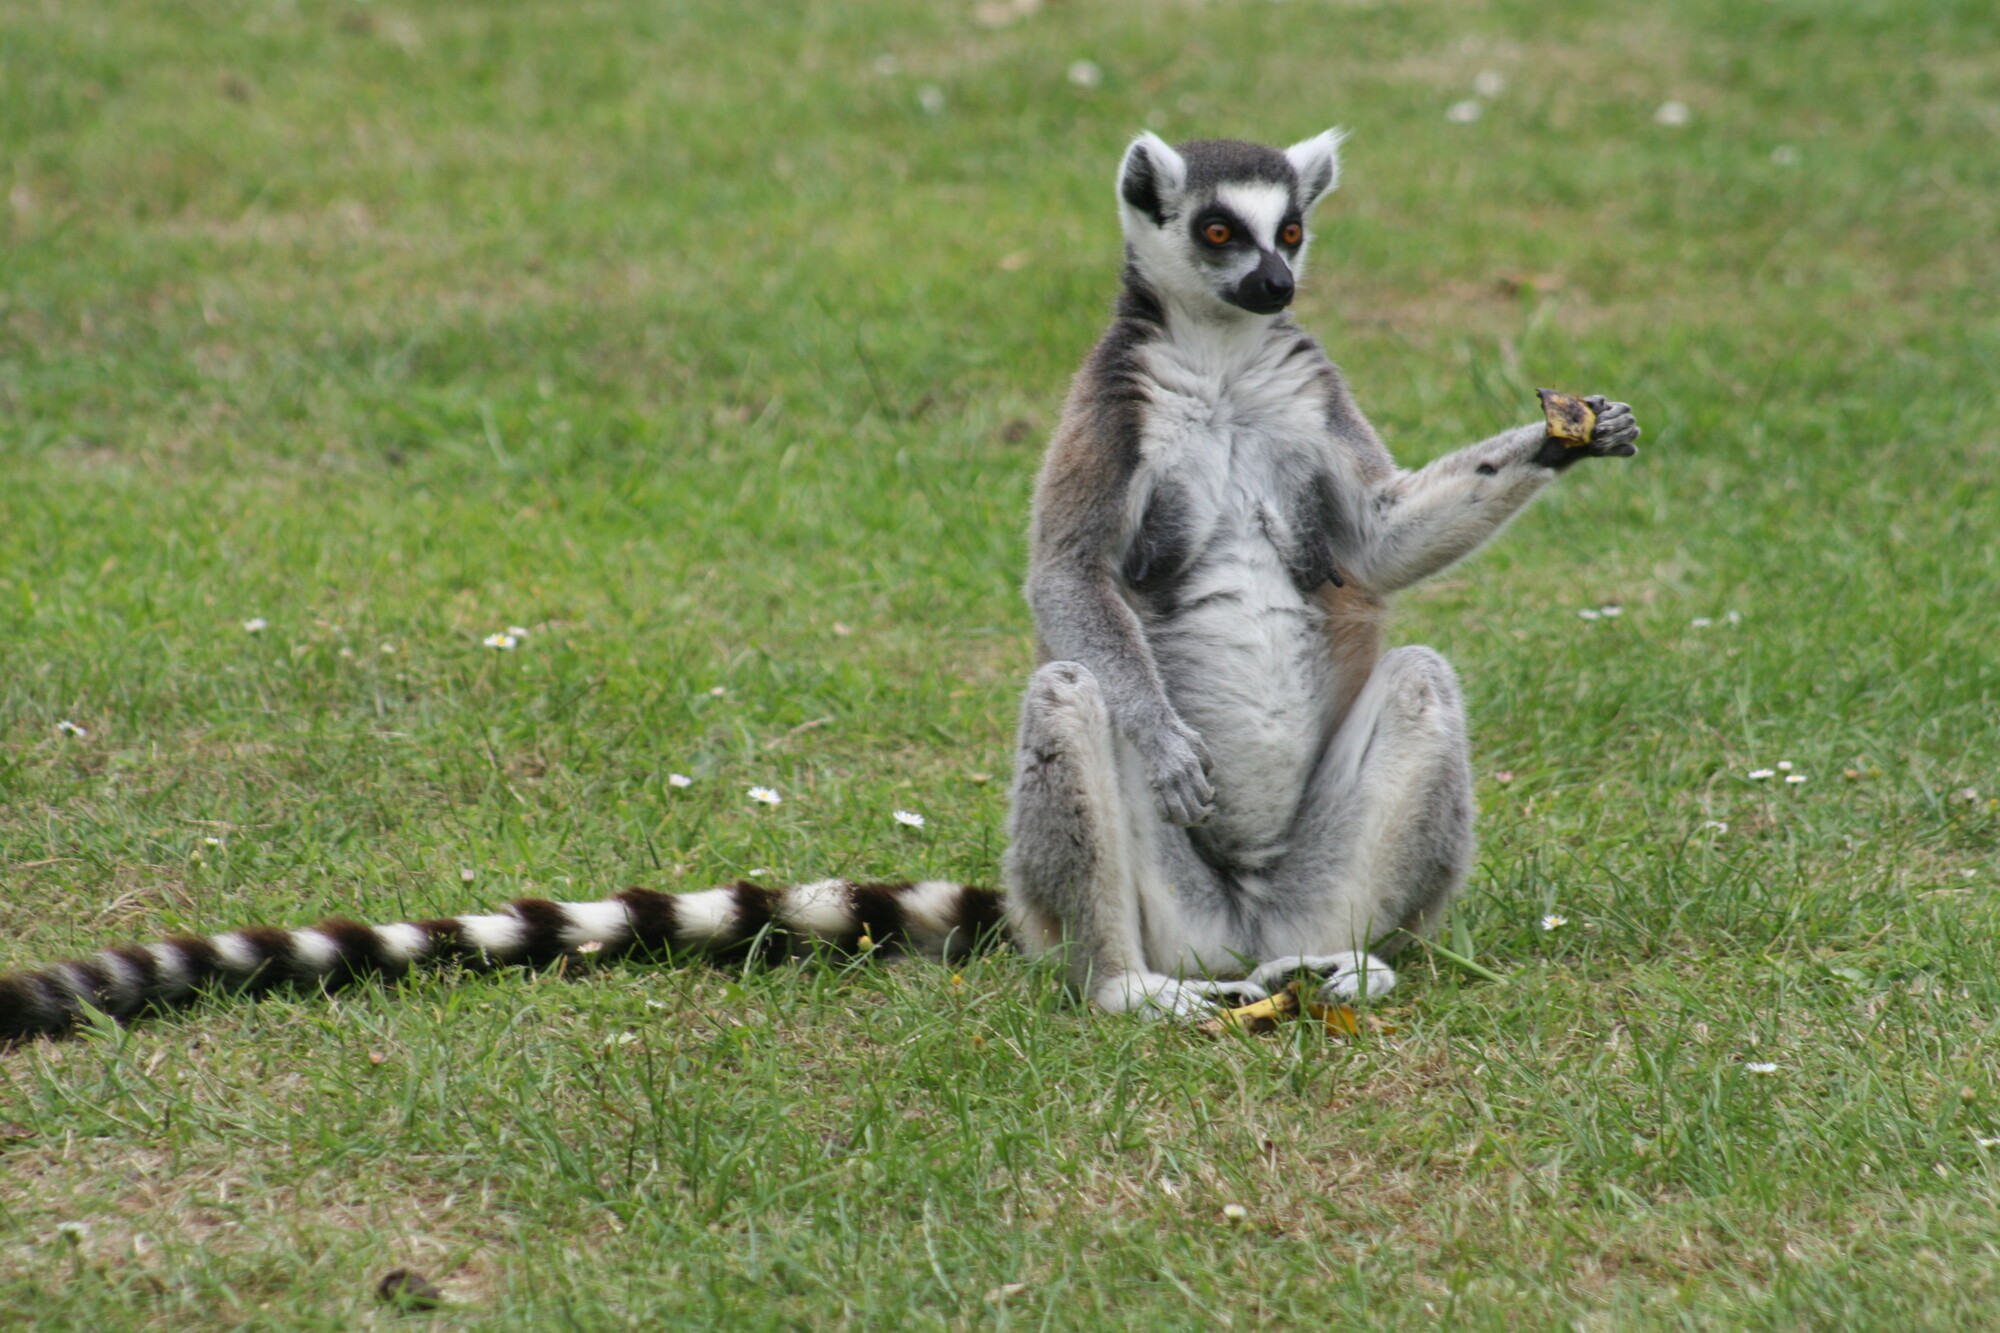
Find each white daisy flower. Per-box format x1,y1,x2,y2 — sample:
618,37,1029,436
893,810,926,828
55,720,87,737
1654,100,1692,127
1786,774,1807,785
748,786,782,806
460,867,476,882
1221,1204,1249,1223
1748,769,1775,780
1446,100,1483,124
1978,1137,2000,1150
1600,605,1623,618
243,617,269,633
1577,608,1601,621
54,1221,89,1241
1777,761,1793,771
668,773,694,788
483,632,517,651
1541,913,1568,932
203,836,223,847
1745,1062,1779,1075
1703,820,1729,833
1066,60,1102,90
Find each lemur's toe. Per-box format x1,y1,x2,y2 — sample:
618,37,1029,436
1316,957,1397,1004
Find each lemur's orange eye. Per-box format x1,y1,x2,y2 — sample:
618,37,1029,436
1203,222,1232,245
1281,222,1303,246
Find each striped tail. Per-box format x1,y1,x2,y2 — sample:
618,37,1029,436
0,879,1010,1043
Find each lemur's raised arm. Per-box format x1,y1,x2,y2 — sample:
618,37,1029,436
1333,401,1641,594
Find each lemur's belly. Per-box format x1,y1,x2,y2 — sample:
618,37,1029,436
1150,539,1334,869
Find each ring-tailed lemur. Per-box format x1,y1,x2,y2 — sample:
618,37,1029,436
1000,129,1638,1016
0,129,1638,1043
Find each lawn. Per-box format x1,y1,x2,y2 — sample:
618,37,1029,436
2,0,1997,1327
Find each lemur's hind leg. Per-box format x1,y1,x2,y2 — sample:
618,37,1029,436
1250,645,1476,1002
1003,662,1258,1016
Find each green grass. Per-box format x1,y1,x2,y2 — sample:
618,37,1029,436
3,0,1998,1326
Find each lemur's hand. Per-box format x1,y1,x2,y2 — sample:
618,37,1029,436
1581,396,1640,456
1143,717,1215,826
1534,396,1641,470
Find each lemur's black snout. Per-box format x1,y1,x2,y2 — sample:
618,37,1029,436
1228,252,1295,314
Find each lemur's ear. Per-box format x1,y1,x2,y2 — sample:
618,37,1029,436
1284,128,1347,213
1118,132,1187,227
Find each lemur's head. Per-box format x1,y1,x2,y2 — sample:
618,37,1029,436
1116,130,1345,319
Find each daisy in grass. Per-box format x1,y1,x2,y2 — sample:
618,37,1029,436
483,632,517,651
1541,914,1569,932
243,617,269,633
668,773,694,788
1748,769,1775,780
56,720,87,737
1745,1062,1779,1075
893,810,926,828
748,786,781,806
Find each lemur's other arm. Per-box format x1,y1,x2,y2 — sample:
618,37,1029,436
1339,396,1640,594
1026,415,1216,828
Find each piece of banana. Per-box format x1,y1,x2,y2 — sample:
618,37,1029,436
1195,983,1380,1038
1537,389,1597,446
1195,982,1302,1035
1304,1000,1363,1038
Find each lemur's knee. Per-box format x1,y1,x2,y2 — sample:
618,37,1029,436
1024,660,1103,712
1379,646,1465,729
1016,660,1110,745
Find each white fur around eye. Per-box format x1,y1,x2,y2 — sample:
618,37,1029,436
1213,183,1292,249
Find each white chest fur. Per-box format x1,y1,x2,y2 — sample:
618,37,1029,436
1129,325,1340,868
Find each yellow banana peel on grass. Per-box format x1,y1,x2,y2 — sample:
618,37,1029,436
1195,983,1380,1038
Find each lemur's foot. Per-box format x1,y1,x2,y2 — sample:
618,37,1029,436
1247,952,1398,1004
1092,972,1267,1018
1181,977,1272,1004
